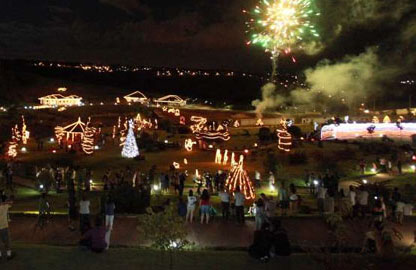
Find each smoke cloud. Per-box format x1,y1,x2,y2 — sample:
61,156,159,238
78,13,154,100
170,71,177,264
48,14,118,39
252,0,416,114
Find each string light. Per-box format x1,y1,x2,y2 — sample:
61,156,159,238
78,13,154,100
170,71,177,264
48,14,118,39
55,117,86,143
225,156,255,200
121,120,139,158
154,95,186,106
223,150,229,165
215,149,222,164
277,119,292,152
81,121,96,155
184,139,196,151
123,91,148,104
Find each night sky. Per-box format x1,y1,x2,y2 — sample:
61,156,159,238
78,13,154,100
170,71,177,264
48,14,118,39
0,0,415,73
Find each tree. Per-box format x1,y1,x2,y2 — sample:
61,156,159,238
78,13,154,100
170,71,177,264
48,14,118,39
121,120,139,158
258,127,272,142
288,125,302,138
139,205,188,269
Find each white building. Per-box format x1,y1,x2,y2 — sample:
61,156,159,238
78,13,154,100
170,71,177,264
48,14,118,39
124,91,149,104
39,94,82,107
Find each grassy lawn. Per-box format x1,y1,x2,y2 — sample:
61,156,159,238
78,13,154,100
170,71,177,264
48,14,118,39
3,244,323,270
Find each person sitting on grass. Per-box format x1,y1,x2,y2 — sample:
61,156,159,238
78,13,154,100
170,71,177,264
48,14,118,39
248,222,274,263
80,217,107,253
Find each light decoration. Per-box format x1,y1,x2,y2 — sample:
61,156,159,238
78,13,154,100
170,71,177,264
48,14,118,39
112,125,116,139
277,119,292,152
233,120,240,128
175,109,180,117
321,123,416,141
55,117,86,143
38,94,82,107
184,158,188,165
135,113,155,130
372,116,380,123
116,97,120,104
121,120,139,158
173,162,180,169
7,141,17,159
190,116,207,133
256,118,264,126
190,116,231,141
57,87,67,92
179,116,186,125
223,150,229,165
225,155,256,200
244,0,320,80
119,118,128,146
215,149,222,164
383,116,391,123
123,91,148,104
21,115,30,144
162,106,168,112
184,139,196,152
231,152,237,167
81,120,96,155
154,95,186,106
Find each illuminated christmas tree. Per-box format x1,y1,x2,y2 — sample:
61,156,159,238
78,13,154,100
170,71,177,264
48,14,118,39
121,120,139,158
225,157,255,200
277,119,292,152
81,122,96,155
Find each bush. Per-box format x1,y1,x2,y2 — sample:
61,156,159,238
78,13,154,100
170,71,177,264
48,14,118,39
258,127,272,142
288,125,302,138
110,184,150,214
288,151,308,165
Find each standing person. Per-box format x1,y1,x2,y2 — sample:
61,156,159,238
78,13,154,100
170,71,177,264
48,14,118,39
317,184,327,216
67,188,76,231
177,197,187,218
255,171,261,188
279,184,289,216
359,160,366,175
5,164,13,192
255,199,266,230
265,196,276,220
178,172,186,197
200,189,211,224
268,172,275,187
218,187,230,220
348,186,357,218
234,186,245,224
79,193,91,234
358,186,369,218
397,160,402,175
104,195,115,250
0,196,13,260
186,190,197,223
289,184,298,215
85,168,92,192
395,200,405,225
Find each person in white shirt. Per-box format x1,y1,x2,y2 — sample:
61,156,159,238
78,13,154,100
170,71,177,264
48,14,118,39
254,171,261,188
79,194,91,234
186,190,197,223
218,188,230,220
234,186,245,224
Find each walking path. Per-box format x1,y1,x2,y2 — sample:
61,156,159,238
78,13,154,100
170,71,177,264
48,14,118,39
8,215,416,249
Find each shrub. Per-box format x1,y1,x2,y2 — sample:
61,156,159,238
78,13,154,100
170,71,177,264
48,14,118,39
258,127,272,142
288,151,308,165
110,184,150,214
